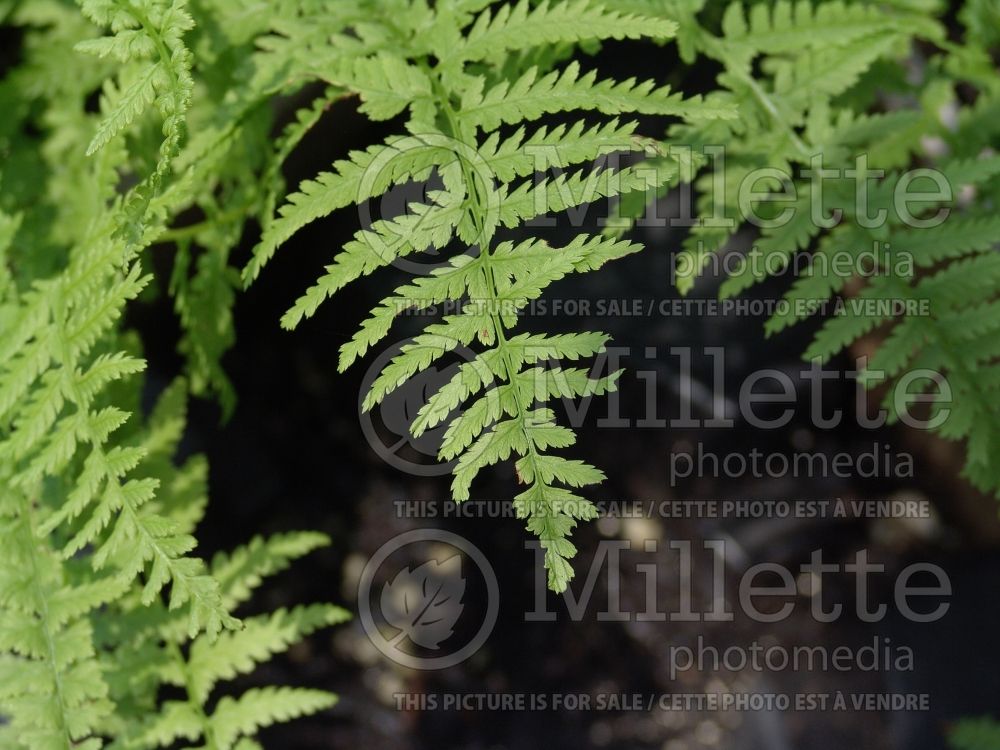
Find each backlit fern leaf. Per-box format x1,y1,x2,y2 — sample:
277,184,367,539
458,60,734,133
247,0,733,591
78,0,195,164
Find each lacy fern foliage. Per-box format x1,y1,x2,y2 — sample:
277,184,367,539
0,1,348,747
247,0,734,591
619,0,1000,496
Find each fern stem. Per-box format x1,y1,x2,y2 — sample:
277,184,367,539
155,206,253,244
429,70,543,477
700,36,811,157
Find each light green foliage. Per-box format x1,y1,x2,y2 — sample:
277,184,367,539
616,0,1000,496
0,373,347,749
78,0,194,159
0,1,347,746
246,0,735,591
0,493,121,750
97,521,348,750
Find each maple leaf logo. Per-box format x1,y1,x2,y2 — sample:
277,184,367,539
380,555,466,650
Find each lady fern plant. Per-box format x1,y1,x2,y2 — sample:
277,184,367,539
0,1,347,747
243,0,735,591
613,0,1000,495
1,0,999,746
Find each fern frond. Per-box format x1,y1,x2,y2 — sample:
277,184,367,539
763,223,871,336
281,190,466,329
444,0,678,64
717,0,941,69
248,1,733,590
186,604,350,703
0,490,119,750
0,246,234,638
320,53,434,121
619,0,1000,504
169,241,238,416
79,0,195,160
803,275,906,363
102,532,347,750
719,197,823,299
773,35,900,117
244,137,458,284
2,2,359,746
86,66,161,157
210,531,332,611
458,61,736,133
210,687,337,750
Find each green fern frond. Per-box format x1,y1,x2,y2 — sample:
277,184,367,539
78,0,195,160
210,687,337,750
0,249,234,638
0,489,121,750
248,0,733,590
457,61,735,133
616,0,1000,502
102,532,346,750
210,531,333,611
443,0,678,64
186,604,350,703
169,241,239,416
1,2,355,746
